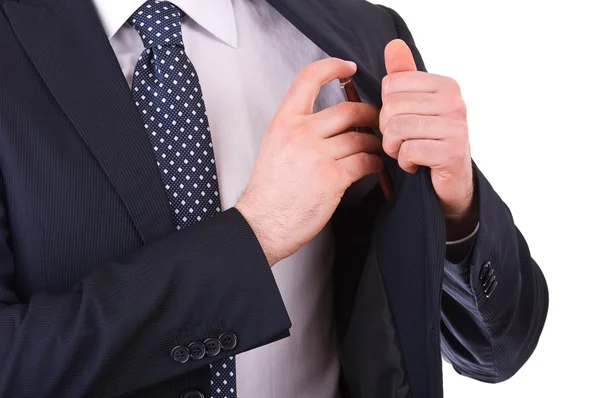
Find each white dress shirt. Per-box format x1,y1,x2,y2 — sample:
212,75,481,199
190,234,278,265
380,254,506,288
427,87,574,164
91,0,347,397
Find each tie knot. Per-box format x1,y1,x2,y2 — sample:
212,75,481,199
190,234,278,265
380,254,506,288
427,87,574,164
128,0,183,48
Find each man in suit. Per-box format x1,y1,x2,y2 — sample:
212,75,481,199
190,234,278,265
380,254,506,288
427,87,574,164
0,0,548,397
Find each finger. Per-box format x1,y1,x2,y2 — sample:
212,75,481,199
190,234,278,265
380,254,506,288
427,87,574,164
385,39,417,74
337,152,384,186
379,92,444,132
310,102,380,138
382,115,466,158
327,132,383,160
382,72,460,97
279,58,357,115
397,139,447,174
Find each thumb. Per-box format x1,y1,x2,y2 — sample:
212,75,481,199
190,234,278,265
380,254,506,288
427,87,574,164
384,39,417,74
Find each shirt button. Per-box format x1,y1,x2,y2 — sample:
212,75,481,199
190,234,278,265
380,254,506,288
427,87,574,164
219,332,238,351
188,341,206,360
180,389,205,398
204,338,221,357
171,345,190,364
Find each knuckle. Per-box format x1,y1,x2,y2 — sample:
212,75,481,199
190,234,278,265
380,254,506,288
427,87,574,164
397,153,411,171
400,141,415,158
358,152,375,170
305,117,322,135
387,116,404,137
350,152,370,169
379,107,390,133
390,115,419,136
348,131,363,145
445,76,461,92
419,93,434,107
381,137,398,158
340,132,361,152
382,75,391,96
382,73,400,97
450,96,467,117
297,64,318,83
336,101,357,118
360,151,371,163
383,92,400,107
355,152,368,165
286,80,300,99
381,136,394,155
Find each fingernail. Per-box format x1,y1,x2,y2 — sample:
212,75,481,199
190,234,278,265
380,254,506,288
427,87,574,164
345,61,357,70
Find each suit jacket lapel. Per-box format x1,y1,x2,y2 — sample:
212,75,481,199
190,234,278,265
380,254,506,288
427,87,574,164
3,0,174,244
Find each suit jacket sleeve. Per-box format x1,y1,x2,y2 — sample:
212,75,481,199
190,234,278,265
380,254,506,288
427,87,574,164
441,165,548,382
383,7,549,383
0,192,291,396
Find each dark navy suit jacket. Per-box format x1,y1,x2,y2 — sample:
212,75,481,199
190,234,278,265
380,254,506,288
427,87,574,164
0,0,548,396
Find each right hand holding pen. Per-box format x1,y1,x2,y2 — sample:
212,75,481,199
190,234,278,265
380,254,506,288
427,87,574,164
235,58,383,266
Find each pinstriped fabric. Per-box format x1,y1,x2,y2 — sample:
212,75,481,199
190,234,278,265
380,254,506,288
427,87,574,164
0,0,548,396
3,0,176,245
0,2,291,397
441,165,549,383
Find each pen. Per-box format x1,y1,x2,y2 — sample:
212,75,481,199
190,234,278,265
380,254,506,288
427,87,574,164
339,77,394,201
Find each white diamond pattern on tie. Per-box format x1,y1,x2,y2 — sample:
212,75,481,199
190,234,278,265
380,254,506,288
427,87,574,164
128,2,235,397
209,357,236,397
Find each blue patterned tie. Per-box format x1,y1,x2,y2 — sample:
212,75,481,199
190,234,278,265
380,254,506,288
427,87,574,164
128,2,236,397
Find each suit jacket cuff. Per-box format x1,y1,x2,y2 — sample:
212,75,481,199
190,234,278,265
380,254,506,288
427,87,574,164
446,163,517,302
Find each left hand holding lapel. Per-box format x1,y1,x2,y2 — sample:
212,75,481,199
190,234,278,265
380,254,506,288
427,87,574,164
380,39,475,227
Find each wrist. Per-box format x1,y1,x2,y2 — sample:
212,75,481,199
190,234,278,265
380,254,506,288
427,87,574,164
444,186,479,242
235,198,282,267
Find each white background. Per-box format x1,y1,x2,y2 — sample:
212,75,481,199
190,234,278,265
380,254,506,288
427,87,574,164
373,0,600,397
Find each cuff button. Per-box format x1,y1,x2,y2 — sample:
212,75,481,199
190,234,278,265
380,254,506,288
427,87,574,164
180,389,205,398
479,261,499,298
204,338,221,357
188,342,206,360
219,332,238,351
484,279,498,298
479,261,492,280
171,345,190,364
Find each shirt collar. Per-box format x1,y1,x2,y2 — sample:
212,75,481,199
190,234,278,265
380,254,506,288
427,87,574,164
92,0,238,48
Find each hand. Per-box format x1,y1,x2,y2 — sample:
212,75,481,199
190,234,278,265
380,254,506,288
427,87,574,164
380,39,476,232
236,58,383,266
